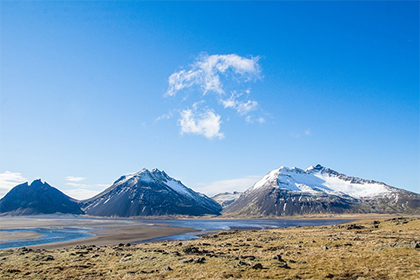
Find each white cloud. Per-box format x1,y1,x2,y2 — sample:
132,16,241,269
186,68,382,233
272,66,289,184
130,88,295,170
195,175,262,197
0,171,27,198
245,115,265,124
65,176,86,182
221,91,258,115
179,103,224,139
62,189,102,200
167,53,260,97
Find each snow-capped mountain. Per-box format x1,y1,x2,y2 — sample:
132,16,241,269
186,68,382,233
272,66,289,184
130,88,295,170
224,164,420,216
81,168,222,217
0,179,84,215
212,191,243,208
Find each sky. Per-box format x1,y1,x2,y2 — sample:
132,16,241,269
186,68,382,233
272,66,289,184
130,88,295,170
0,1,419,199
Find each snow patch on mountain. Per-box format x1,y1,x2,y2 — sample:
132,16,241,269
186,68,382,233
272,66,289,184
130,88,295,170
250,164,393,199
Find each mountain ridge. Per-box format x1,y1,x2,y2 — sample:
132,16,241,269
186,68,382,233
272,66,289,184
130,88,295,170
224,164,420,216
0,179,84,215
81,168,222,217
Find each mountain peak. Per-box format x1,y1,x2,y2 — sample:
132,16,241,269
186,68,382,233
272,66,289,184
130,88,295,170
224,164,420,216
82,169,221,217
29,179,45,187
0,180,83,215
305,164,325,172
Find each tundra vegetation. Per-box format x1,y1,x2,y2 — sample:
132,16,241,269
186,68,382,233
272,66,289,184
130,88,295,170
0,217,419,279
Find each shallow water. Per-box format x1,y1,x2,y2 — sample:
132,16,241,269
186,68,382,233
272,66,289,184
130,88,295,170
0,227,95,250
0,217,350,249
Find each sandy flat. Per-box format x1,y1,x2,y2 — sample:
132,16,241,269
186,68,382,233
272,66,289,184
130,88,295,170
0,215,196,250
0,231,45,241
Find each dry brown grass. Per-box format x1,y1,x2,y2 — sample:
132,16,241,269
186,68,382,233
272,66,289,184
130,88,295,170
1,217,419,279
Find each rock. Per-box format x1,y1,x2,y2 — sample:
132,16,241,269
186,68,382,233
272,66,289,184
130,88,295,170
238,260,250,266
6,269,21,273
194,257,206,264
346,224,364,230
409,241,420,249
273,254,285,262
180,258,194,263
183,246,200,254
321,245,329,250
252,263,263,269
241,255,256,260
161,266,173,272
279,263,290,269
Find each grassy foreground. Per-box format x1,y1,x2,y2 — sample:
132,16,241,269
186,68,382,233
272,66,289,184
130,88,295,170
1,217,419,279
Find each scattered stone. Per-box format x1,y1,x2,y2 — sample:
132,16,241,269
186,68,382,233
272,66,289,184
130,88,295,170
251,263,263,269
6,269,21,273
346,224,365,230
279,263,290,269
33,255,55,261
180,258,194,263
161,266,173,272
321,245,329,250
183,246,200,254
409,241,420,249
238,260,250,266
273,254,285,262
374,242,406,251
241,255,256,260
194,257,206,263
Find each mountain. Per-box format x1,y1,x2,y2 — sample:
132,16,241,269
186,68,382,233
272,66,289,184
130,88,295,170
212,191,242,208
0,179,84,215
224,164,420,216
81,168,222,217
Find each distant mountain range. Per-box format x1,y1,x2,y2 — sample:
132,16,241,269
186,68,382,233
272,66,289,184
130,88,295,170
1,165,419,216
223,164,420,216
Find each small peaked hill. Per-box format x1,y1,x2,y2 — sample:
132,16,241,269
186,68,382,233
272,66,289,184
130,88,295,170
81,168,222,217
0,179,84,215
212,191,242,208
224,164,420,216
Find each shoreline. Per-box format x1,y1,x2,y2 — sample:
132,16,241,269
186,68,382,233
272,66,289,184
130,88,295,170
0,213,405,250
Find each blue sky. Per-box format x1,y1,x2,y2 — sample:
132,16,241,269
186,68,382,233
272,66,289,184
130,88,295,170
1,1,419,199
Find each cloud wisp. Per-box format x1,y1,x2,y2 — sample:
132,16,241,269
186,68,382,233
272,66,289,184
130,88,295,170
167,54,260,97
220,90,258,115
64,176,108,200
0,171,27,198
195,175,262,197
65,176,86,182
166,53,264,139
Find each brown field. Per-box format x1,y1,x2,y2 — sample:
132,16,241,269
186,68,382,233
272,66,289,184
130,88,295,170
0,216,419,279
